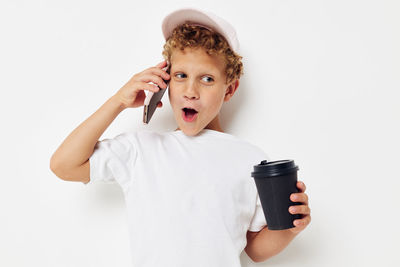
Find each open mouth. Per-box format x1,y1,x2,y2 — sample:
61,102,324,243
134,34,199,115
182,107,198,122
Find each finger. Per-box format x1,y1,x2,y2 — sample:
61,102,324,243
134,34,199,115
157,101,163,108
289,205,311,215
155,60,167,69
148,67,170,80
137,81,160,92
294,214,311,227
138,73,168,89
290,192,308,204
297,181,306,192
293,217,309,227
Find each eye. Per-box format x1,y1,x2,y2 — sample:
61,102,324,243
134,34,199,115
202,76,214,83
175,73,186,79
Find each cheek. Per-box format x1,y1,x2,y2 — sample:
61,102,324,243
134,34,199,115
204,95,224,112
168,85,177,102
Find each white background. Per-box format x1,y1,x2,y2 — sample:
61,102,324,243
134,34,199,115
1,0,399,266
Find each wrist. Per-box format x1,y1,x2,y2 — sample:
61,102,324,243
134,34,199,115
110,94,127,113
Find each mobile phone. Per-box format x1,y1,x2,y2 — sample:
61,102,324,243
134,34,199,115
143,62,170,124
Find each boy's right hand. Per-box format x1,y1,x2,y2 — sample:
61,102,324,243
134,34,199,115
114,60,170,109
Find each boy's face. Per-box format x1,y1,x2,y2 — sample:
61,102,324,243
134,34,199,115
168,47,239,136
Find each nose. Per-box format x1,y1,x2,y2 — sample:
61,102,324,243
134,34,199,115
183,81,199,100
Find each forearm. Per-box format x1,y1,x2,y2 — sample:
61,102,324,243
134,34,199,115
246,226,298,263
50,95,125,170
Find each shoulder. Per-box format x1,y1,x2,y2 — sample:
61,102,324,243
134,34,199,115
209,132,271,161
112,129,163,142
235,138,271,161
95,130,161,151
115,129,168,151
226,133,267,153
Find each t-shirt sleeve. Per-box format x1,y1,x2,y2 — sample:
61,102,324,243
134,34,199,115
248,191,267,232
85,132,137,190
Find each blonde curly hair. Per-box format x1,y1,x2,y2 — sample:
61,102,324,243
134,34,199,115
162,23,243,84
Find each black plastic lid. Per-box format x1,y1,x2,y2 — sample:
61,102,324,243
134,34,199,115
251,159,299,178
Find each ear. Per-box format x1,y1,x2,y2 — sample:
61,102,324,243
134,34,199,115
223,79,239,102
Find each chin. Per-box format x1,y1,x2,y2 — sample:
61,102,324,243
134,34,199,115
179,128,200,136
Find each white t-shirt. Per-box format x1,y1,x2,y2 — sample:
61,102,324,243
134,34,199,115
86,128,270,267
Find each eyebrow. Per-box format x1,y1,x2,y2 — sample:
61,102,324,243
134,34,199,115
172,67,218,76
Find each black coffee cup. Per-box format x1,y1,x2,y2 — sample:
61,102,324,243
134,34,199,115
251,159,302,230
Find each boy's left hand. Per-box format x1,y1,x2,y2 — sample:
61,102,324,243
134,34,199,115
288,181,311,234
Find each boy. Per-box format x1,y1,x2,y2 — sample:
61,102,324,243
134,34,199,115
50,7,311,266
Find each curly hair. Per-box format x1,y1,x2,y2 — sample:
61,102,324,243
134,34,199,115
162,23,243,84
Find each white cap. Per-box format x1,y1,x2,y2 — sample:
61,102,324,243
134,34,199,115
161,7,240,54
